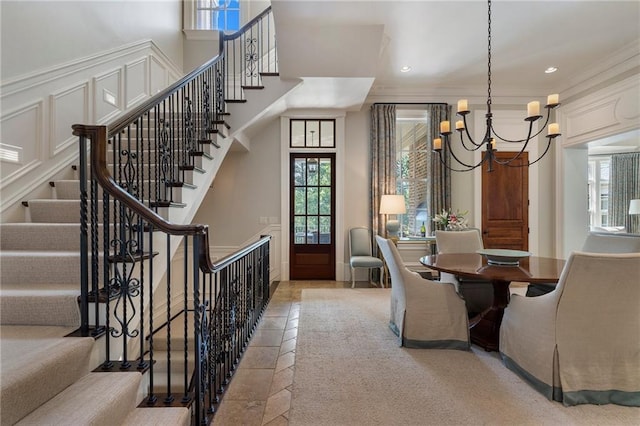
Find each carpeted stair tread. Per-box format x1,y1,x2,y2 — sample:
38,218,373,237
0,251,82,285
27,199,112,223
0,286,80,327
148,350,195,394
0,223,82,251
121,407,191,426
1,336,94,426
149,312,194,351
15,371,142,426
0,324,78,339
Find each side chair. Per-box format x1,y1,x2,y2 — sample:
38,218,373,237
349,227,384,288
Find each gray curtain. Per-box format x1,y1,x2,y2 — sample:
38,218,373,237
426,104,452,234
370,104,397,238
610,152,640,233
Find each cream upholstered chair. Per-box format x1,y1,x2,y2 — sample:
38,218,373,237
500,251,640,406
349,227,384,288
375,235,469,350
434,229,493,315
526,232,640,296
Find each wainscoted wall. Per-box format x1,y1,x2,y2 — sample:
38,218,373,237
0,40,182,221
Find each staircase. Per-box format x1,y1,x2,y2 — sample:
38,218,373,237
0,6,289,425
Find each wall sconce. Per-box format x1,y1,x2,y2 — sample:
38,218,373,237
379,194,406,241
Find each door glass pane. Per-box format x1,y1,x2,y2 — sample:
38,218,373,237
318,158,331,186
294,216,306,243
307,159,319,186
319,216,331,244
319,187,331,215
307,187,318,215
294,158,306,185
294,188,306,215
307,216,318,243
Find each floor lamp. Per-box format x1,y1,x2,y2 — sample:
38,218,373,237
380,195,406,243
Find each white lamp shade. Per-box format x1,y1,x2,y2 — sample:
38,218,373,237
379,195,406,214
629,199,640,215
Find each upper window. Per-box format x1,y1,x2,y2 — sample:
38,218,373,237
290,119,335,148
195,0,240,31
588,156,610,228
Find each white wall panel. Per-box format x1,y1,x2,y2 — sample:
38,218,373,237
50,82,89,156
125,58,149,109
94,68,123,124
0,101,43,184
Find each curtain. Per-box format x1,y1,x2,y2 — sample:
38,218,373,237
426,104,452,233
370,104,397,238
610,152,640,233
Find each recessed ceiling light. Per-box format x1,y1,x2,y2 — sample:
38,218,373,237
400,66,412,73
545,66,558,74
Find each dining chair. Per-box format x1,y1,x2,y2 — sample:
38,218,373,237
434,228,493,315
500,251,640,406
349,227,384,288
375,236,469,350
526,231,640,296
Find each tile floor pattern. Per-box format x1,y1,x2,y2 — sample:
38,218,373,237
211,280,360,426
211,279,529,425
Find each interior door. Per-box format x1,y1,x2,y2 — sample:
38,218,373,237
481,152,529,250
289,153,336,279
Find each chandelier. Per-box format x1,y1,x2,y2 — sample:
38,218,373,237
433,0,561,172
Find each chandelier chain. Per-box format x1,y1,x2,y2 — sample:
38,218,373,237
487,0,492,109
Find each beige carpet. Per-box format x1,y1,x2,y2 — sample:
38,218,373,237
290,288,640,426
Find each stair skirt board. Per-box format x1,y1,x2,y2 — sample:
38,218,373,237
0,336,95,426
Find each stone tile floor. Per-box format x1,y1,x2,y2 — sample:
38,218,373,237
211,279,529,425
211,280,362,426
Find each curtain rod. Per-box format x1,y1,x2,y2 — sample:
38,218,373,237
590,151,640,158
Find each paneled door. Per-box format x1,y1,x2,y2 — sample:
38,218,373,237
481,152,529,250
289,153,336,279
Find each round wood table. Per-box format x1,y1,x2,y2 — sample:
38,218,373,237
420,253,565,351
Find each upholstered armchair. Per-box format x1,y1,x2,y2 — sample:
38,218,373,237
375,236,469,350
500,251,640,406
526,232,640,296
434,229,493,315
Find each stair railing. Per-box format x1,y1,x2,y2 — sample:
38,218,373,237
72,6,276,424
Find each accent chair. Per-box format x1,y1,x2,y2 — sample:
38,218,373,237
375,235,470,350
349,227,384,288
500,251,640,406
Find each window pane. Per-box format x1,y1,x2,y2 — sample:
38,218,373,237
294,158,306,186
320,121,335,147
291,120,305,147
307,160,318,185
307,121,320,146
307,216,318,243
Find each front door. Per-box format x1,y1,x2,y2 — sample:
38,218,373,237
289,153,336,279
481,152,529,250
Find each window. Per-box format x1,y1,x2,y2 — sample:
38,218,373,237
588,156,610,228
195,0,240,31
395,113,429,238
290,119,335,148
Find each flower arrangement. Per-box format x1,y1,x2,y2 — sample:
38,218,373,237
432,209,469,231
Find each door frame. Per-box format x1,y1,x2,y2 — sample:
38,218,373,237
279,113,346,281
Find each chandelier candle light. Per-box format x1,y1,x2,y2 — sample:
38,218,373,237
433,0,561,172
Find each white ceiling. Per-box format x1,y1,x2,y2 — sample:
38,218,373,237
270,0,640,109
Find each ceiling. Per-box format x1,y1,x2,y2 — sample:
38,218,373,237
270,0,640,108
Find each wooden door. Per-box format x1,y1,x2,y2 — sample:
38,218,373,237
481,152,529,250
289,153,336,279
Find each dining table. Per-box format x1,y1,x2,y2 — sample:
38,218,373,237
419,253,566,352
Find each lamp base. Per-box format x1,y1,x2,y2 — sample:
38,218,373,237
386,219,400,241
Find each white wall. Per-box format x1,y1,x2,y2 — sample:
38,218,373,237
0,0,184,80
